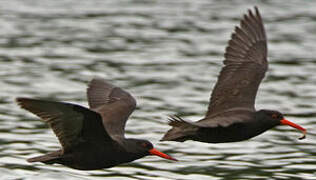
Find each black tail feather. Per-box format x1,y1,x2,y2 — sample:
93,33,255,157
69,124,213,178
161,115,198,141
168,115,187,127
27,150,62,164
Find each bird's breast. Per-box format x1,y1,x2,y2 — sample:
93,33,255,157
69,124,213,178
195,121,269,143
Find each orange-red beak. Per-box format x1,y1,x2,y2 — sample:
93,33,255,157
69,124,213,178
149,148,177,161
280,118,306,140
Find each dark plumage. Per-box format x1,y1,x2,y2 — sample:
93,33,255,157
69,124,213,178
17,78,176,170
161,7,306,143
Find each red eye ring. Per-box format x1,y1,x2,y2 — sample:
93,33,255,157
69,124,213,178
141,142,148,148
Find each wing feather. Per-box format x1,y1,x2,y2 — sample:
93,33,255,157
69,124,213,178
206,7,267,118
16,97,112,152
87,78,136,139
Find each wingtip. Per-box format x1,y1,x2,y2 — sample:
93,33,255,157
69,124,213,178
247,8,252,16
15,97,29,107
15,97,25,102
87,77,113,92
254,6,259,13
15,97,39,108
88,77,108,85
87,77,102,87
87,77,99,88
245,6,261,20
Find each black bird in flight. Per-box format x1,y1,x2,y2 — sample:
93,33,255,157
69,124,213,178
17,78,177,170
161,7,306,143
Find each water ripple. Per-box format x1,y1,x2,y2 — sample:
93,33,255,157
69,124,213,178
0,0,316,179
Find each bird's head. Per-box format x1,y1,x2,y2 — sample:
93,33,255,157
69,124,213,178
124,139,177,161
259,109,306,140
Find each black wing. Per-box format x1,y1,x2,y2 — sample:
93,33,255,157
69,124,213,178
87,78,137,139
16,98,112,152
206,7,267,118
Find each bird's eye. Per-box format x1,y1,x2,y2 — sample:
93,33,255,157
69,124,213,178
141,142,150,148
272,113,278,119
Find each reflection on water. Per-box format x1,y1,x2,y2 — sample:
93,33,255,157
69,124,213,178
1,0,316,179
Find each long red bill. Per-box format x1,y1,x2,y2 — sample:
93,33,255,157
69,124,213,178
280,118,306,140
149,148,178,161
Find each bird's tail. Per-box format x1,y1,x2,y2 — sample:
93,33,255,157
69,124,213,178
27,150,62,164
160,116,198,142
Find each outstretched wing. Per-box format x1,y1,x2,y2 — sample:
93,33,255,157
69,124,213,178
16,98,112,152
87,78,137,139
206,7,267,117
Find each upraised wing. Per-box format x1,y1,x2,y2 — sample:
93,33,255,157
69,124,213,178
206,7,267,118
87,78,137,139
16,98,112,152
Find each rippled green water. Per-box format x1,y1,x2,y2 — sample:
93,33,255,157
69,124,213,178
1,0,316,179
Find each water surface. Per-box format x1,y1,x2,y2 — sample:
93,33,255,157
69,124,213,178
1,0,316,179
